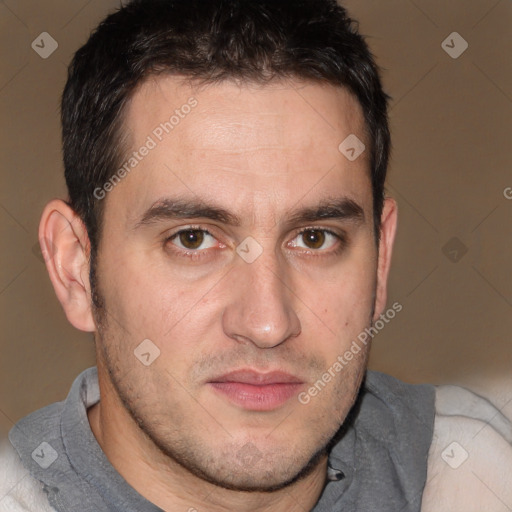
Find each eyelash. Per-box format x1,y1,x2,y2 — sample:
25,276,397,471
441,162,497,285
165,226,220,261
288,227,347,257
164,225,347,260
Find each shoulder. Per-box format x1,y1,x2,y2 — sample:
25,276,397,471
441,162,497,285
421,385,512,511
360,370,436,439
0,439,56,512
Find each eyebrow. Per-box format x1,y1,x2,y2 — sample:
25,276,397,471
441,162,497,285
134,198,241,228
133,196,365,229
285,198,365,227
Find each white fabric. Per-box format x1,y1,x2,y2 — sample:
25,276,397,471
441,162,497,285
0,439,55,512
421,385,512,511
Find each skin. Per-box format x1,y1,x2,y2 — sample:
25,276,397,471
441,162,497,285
40,77,397,511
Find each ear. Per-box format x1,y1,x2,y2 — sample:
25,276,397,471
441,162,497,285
373,197,398,322
38,199,95,332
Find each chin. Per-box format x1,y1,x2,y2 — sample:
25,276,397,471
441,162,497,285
147,425,332,493
177,445,327,493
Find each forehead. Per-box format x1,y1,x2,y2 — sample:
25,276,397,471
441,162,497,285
127,75,367,151
110,76,371,226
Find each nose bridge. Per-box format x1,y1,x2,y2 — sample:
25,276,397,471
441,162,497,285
222,248,301,348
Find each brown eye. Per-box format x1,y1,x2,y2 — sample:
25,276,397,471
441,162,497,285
177,229,205,249
301,229,326,249
166,227,220,258
289,229,340,252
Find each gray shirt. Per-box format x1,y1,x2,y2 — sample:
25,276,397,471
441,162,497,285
8,367,435,511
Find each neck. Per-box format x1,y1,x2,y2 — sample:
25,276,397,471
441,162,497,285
87,370,328,512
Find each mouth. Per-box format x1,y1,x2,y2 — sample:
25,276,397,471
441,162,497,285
208,369,305,411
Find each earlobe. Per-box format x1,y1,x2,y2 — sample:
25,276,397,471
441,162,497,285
39,199,96,332
373,198,398,322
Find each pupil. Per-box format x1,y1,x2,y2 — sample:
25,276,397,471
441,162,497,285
303,230,324,249
180,230,204,249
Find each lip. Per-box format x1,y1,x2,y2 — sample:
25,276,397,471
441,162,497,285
208,370,304,411
210,369,303,385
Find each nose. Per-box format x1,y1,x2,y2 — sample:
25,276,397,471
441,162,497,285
222,253,301,349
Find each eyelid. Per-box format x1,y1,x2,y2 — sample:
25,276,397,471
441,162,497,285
166,224,215,238
163,226,224,262
166,225,221,246
288,227,346,251
166,224,344,241
163,224,347,259
295,226,342,237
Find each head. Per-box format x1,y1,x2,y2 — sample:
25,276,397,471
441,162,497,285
40,0,397,494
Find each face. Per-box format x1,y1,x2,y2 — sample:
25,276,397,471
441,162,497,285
92,77,384,491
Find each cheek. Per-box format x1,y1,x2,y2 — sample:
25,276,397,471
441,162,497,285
98,252,225,370
298,251,377,337
99,243,189,319
98,230,377,353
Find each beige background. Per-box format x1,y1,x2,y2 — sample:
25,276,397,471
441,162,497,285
1,0,511,439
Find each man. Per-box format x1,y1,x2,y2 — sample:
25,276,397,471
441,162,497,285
1,0,511,510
